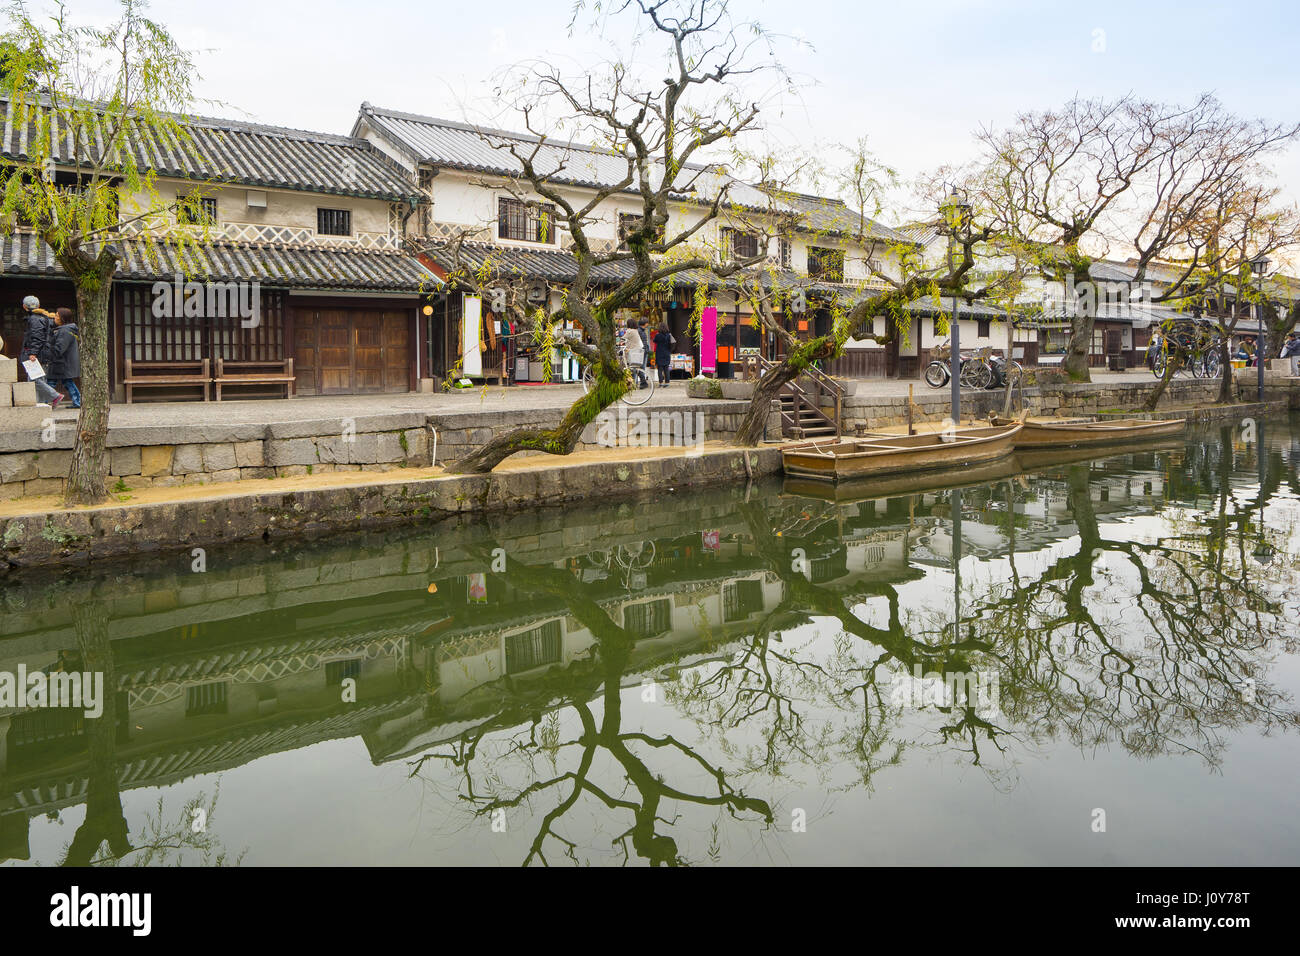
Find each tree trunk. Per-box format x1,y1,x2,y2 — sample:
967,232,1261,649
1062,270,1094,383
733,361,802,446
1142,352,1180,411
63,269,115,506
1001,309,1017,418
447,360,626,473
63,602,131,865
733,338,835,446
1216,336,1234,405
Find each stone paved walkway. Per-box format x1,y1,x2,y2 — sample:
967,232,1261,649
44,369,1163,428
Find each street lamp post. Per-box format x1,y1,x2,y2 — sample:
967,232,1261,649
1253,255,1271,403
946,193,972,426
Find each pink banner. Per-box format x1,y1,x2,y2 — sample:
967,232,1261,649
700,306,718,374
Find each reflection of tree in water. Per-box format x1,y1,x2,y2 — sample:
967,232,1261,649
956,437,1299,770
44,600,243,866
409,431,1300,864
412,548,773,866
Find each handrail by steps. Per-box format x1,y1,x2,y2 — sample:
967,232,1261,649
758,355,843,438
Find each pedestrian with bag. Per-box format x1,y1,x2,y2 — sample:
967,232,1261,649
19,295,61,408
48,308,82,408
653,321,674,386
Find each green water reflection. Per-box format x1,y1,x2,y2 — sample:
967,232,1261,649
1,418,1298,865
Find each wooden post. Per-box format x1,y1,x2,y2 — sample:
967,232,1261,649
907,384,915,435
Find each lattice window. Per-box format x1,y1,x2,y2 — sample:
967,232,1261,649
623,598,671,638
505,620,562,673
498,197,556,243
185,681,229,717
325,659,361,685
619,212,664,249
178,195,218,226
725,228,759,260
121,286,285,363
808,246,844,282
723,579,763,622
317,207,352,236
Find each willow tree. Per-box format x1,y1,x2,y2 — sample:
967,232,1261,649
977,94,1297,383
443,0,785,474
0,0,212,505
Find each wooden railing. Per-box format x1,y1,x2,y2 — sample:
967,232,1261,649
758,356,844,439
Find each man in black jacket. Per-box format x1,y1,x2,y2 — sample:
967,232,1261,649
19,295,60,408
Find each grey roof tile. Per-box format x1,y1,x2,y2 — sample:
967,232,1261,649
2,232,438,293
2,97,421,203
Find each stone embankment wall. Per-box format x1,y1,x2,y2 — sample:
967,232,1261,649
0,446,782,572
840,379,1226,430
0,401,752,500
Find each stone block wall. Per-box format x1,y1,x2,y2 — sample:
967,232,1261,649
840,379,1224,431
0,401,750,499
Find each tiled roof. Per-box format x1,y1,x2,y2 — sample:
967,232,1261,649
771,191,915,246
2,232,438,293
421,240,734,289
357,104,639,192
901,295,1008,319
419,240,864,298
1,97,421,203
357,104,909,240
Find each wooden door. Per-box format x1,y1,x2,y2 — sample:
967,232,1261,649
353,311,384,392
319,310,354,394
293,306,412,394
293,316,319,396
381,312,410,391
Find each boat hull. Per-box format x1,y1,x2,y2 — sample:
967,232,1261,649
782,424,1022,482
991,416,1186,448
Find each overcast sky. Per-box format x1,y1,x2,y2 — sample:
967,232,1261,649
50,0,1300,227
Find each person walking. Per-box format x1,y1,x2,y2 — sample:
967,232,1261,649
19,295,61,408
626,317,650,389
1280,331,1300,376
653,321,674,386
48,308,82,408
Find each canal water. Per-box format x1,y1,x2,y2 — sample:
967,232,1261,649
1,417,1298,866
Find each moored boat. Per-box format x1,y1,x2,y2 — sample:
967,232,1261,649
989,415,1186,448
782,423,1022,483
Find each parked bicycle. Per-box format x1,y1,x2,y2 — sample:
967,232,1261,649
1150,332,1222,380
580,340,655,406
924,340,1023,390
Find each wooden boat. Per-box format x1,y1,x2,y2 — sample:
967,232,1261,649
990,415,1185,448
1012,436,1185,472
782,423,1021,483
783,453,1023,501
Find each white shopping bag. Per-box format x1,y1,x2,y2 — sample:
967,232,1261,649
22,357,44,380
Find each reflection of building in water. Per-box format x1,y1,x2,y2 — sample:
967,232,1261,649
0,511,807,860
0,445,1208,862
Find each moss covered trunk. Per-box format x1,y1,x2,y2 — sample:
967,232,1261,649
733,338,832,447
63,262,115,506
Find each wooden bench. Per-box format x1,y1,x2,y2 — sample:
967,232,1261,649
123,359,210,403
214,358,295,401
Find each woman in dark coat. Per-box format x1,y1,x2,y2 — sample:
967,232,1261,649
48,308,81,408
652,321,674,385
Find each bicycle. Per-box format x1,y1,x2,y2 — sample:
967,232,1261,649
925,340,1008,390
580,341,655,406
